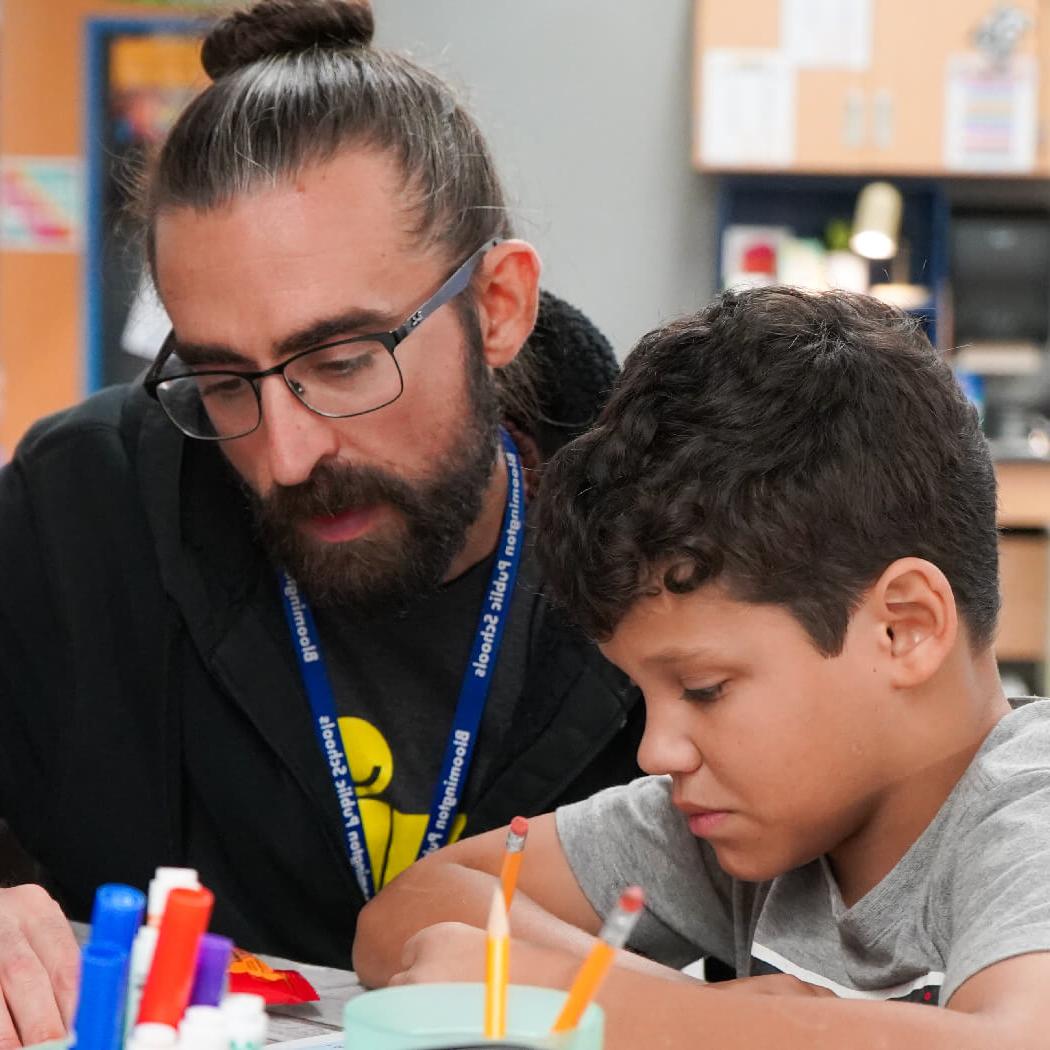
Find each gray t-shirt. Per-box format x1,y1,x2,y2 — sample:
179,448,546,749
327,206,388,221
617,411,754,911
556,698,1050,1006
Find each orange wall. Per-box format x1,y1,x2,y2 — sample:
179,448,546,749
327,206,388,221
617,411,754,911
0,0,204,453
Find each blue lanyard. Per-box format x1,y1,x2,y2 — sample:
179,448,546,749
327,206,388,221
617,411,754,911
279,429,526,899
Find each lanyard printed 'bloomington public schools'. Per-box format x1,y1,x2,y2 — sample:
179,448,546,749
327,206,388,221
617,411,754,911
279,429,526,900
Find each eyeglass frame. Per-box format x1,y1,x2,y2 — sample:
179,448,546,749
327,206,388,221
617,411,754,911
143,237,502,441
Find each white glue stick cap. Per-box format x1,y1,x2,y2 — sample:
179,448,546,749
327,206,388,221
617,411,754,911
128,1022,178,1050
221,994,265,1018
178,1006,228,1050
181,1006,224,1026
222,994,267,1050
147,868,200,925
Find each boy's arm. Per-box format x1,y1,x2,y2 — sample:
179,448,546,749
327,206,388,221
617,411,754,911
352,812,606,987
394,931,1050,1050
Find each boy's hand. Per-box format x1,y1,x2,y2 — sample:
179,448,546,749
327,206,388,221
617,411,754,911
387,920,694,991
388,923,585,993
389,922,487,986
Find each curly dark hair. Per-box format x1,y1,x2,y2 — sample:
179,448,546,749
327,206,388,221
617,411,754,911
534,286,1000,654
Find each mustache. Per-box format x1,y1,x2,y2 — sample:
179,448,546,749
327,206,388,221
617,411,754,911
260,460,423,522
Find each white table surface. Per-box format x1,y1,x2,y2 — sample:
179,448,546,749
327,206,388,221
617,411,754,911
259,951,362,1043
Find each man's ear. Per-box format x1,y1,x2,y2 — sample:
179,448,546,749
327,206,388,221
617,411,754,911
871,558,959,687
473,240,541,368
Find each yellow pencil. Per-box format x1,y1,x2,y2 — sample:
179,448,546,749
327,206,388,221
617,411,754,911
551,886,645,1033
484,884,509,1038
500,815,529,911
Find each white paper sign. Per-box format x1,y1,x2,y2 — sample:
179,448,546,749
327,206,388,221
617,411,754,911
944,53,1038,173
700,50,796,168
781,0,873,71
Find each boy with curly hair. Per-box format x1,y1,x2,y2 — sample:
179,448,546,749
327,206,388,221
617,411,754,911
354,287,1050,1050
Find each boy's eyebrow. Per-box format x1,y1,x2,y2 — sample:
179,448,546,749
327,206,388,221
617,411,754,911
642,645,722,667
171,305,402,367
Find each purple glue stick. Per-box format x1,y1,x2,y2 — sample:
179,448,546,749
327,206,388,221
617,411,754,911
188,933,234,1007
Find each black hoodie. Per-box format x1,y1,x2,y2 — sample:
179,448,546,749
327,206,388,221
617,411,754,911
0,384,643,965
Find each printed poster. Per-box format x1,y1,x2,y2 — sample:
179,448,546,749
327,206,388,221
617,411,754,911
0,157,84,253
700,50,796,168
781,0,873,71
944,53,1038,173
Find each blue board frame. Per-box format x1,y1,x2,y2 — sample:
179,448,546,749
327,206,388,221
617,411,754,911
83,16,205,394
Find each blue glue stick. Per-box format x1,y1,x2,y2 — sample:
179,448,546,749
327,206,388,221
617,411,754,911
71,943,128,1050
90,884,146,955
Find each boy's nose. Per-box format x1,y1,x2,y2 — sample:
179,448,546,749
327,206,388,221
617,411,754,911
635,702,703,777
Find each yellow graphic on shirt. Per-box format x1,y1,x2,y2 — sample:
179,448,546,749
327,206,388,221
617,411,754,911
338,716,467,888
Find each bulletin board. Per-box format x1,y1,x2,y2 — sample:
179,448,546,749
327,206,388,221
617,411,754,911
84,18,208,391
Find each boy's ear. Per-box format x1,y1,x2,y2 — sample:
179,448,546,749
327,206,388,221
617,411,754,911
871,558,958,687
473,240,541,369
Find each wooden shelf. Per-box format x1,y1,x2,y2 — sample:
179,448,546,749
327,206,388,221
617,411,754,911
995,461,1050,671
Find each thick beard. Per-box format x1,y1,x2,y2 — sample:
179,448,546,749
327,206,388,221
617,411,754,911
252,318,502,614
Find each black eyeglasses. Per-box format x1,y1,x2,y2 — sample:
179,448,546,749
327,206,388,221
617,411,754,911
143,239,500,441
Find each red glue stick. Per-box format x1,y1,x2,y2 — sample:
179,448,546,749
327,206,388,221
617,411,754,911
137,886,215,1027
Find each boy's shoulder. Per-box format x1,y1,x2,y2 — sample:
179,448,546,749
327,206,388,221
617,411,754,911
960,698,1050,800
918,698,1050,895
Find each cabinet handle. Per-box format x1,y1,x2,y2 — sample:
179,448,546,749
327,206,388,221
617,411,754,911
843,87,865,149
873,89,894,151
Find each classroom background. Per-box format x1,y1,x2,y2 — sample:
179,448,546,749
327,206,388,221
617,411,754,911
1,0,1049,692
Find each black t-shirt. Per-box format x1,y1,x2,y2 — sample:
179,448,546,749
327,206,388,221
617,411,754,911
311,548,537,890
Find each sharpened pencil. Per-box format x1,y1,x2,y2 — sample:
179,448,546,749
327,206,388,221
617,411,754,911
500,815,529,910
484,885,509,1038
551,885,645,1033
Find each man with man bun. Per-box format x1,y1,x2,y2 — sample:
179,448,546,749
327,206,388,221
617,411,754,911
0,1,643,1042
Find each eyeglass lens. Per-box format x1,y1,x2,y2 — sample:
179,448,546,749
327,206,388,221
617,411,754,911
156,339,403,439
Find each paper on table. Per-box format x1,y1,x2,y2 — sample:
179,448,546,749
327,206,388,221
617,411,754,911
944,52,1038,173
781,0,872,71
700,50,796,168
266,1033,344,1050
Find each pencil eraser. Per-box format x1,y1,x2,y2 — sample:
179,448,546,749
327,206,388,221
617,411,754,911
619,886,645,913
510,815,529,836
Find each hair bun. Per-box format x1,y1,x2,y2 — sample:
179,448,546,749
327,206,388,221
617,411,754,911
201,0,375,80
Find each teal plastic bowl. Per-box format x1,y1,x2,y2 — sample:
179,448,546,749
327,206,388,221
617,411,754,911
343,983,604,1049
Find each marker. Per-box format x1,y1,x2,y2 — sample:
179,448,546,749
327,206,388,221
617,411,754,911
550,886,645,1033
125,926,160,1035
499,816,529,911
129,868,199,1032
137,886,215,1027
147,869,201,927
90,884,146,955
188,935,233,1007
484,886,509,1039
71,943,128,1050
88,884,147,1050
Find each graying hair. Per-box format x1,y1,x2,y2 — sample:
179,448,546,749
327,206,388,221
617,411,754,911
140,0,534,426
146,51,513,269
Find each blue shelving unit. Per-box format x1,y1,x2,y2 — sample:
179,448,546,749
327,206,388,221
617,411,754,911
715,175,951,348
